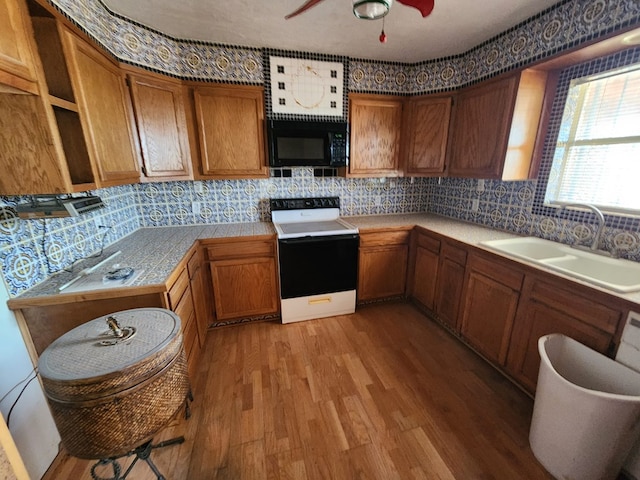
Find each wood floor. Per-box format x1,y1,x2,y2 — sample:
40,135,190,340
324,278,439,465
45,303,553,479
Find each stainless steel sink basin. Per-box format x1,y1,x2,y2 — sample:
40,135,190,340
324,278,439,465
481,237,640,293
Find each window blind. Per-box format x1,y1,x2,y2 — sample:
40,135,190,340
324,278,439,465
545,66,640,213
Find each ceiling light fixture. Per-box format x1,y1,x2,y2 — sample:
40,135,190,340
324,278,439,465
352,0,393,20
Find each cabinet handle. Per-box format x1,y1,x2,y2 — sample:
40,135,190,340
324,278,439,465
309,297,332,305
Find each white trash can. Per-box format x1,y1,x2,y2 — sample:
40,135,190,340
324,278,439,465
529,334,640,480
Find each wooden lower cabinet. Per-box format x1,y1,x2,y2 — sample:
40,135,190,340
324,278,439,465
187,247,212,347
506,276,622,393
166,265,201,380
460,253,523,365
205,237,279,321
433,243,466,331
358,229,410,302
410,229,467,332
411,232,440,310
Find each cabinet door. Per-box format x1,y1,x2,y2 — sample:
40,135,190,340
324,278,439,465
188,249,211,348
435,248,466,330
193,85,268,178
0,94,71,195
506,277,621,393
404,96,451,176
128,74,192,180
411,235,440,310
210,256,278,320
358,244,408,302
349,94,403,177
460,254,523,365
0,0,38,89
63,31,141,186
447,75,519,178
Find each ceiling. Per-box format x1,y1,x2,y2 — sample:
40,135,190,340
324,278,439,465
102,0,563,63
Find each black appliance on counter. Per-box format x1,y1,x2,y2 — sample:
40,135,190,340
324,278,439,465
271,197,359,323
267,120,348,167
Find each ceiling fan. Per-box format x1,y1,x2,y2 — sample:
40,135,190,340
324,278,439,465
285,0,435,21
285,0,434,43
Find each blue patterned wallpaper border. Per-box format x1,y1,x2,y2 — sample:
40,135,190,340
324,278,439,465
47,0,640,94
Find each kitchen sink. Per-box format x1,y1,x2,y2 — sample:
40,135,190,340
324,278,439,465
481,237,640,293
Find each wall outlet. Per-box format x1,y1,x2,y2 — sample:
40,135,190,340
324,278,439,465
477,179,485,193
192,201,201,215
472,199,480,212
374,196,382,206
194,182,204,194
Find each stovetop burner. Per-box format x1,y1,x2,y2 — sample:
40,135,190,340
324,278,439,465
270,197,358,239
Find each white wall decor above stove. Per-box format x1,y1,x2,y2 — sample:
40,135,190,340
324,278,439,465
269,56,344,116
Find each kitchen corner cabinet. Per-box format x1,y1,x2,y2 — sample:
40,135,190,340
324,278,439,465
192,84,268,179
460,252,524,365
62,30,141,187
204,237,279,321
0,0,38,92
347,94,403,177
403,95,452,176
447,69,547,180
506,276,622,393
358,229,410,303
127,72,193,181
410,229,467,331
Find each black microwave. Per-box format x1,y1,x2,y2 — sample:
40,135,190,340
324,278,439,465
267,120,348,167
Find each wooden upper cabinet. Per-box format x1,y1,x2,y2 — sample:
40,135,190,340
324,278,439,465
447,70,547,180
192,84,268,179
403,95,451,176
0,10,98,195
128,73,193,181
62,30,141,187
348,94,403,177
447,75,518,179
0,0,38,93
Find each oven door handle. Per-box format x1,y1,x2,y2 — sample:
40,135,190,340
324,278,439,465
278,234,359,245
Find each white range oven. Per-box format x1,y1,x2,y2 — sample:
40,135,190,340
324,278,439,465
270,197,359,324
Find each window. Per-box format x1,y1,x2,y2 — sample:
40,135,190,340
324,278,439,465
544,65,640,214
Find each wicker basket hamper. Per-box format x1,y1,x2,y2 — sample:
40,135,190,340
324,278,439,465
38,308,190,460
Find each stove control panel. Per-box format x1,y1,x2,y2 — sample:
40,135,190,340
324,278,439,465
270,197,340,211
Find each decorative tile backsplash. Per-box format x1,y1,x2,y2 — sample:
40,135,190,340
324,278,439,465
1,0,639,297
0,187,139,296
1,172,427,296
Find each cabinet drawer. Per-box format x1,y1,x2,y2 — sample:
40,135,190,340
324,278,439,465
416,233,440,253
442,242,467,266
527,278,620,334
360,230,410,247
187,248,202,279
206,239,274,260
167,267,189,310
468,253,523,291
183,308,198,357
173,284,194,330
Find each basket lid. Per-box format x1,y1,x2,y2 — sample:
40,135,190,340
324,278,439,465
38,308,181,382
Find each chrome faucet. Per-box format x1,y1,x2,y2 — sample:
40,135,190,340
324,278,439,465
560,203,606,252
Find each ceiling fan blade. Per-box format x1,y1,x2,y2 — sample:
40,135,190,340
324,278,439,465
285,0,326,19
397,0,435,17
